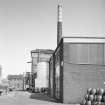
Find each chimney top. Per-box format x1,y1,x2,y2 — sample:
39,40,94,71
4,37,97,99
58,5,62,22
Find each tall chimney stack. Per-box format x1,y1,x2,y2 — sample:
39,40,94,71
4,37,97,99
57,5,62,45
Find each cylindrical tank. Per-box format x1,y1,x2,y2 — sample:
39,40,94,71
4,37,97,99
35,62,49,88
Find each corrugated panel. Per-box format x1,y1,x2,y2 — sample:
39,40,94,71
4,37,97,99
88,44,104,65
64,43,104,65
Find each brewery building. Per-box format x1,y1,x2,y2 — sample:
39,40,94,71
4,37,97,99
48,5,105,104
30,49,54,91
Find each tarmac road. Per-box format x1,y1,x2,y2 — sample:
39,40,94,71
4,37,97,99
0,91,69,105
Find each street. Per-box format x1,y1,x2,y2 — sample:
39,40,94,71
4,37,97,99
0,91,69,105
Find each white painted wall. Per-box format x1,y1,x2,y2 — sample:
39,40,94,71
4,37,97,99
35,62,49,88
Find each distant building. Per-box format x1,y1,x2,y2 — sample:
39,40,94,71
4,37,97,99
0,65,2,78
24,72,31,90
7,74,23,90
0,65,2,83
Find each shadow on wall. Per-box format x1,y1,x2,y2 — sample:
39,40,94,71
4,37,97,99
30,93,59,103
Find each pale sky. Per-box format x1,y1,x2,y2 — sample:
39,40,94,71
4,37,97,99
0,0,105,78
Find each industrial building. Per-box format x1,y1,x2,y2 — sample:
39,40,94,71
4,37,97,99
30,49,54,91
26,3,105,104
7,74,23,90
23,72,31,90
49,37,105,104
48,5,105,104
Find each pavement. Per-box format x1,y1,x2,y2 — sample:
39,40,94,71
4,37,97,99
0,91,71,105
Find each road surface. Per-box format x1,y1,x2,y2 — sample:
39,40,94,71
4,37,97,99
0,91,69,105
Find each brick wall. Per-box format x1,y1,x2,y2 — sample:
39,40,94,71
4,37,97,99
63,63,105,104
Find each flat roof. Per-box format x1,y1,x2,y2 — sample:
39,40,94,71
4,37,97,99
63,37,105,43
31,49,54,54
